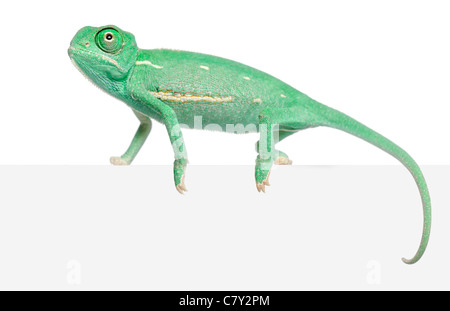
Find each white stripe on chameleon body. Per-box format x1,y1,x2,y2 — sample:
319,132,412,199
135,60,164,69
149,91,233,103
199,65,210,70
243,76,251,80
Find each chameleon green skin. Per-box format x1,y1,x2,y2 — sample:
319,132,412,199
68,25,431,264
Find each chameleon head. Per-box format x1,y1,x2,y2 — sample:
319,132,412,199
68,25,139,85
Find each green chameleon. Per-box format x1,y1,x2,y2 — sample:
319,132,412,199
68,25,431,264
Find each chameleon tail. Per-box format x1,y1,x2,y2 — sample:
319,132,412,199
308,103,431,264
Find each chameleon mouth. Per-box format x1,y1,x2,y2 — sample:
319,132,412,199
68,49,109,94
69,53,98,88
68,46,76,58
68,46,124,71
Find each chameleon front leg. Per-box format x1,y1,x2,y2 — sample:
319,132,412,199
129,86,188,194
110,110,152,166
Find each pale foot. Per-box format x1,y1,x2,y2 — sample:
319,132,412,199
256,170,271,193
274,156,292,165
110,156,130,166
176,174,188,194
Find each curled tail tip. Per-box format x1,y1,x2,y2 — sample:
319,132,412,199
402,257,415,265
402,255,422,265
402,218,431,265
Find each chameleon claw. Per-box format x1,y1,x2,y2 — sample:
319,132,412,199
176,185,185,194
256,183,266,193
110,156,130,166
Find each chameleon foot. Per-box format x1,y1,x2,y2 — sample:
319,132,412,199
274,156,292,165
174,158,188,194
255,156,273,193
110,156,131,166
274,150,292,165
176,174,188,194
256,170,271,193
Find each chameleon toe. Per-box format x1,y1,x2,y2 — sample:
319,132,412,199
256,183,266,193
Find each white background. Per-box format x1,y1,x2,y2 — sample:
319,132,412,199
0,0,449,165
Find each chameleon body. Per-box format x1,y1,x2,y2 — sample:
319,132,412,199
68,25,431,264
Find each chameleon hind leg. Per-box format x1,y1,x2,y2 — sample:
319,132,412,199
110,109,152,165
255,107,310,192
255,128,298,166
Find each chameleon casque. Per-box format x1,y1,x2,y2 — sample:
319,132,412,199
68,25,431,264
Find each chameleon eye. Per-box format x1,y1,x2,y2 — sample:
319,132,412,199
95,28,123,54
104,32,114,42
